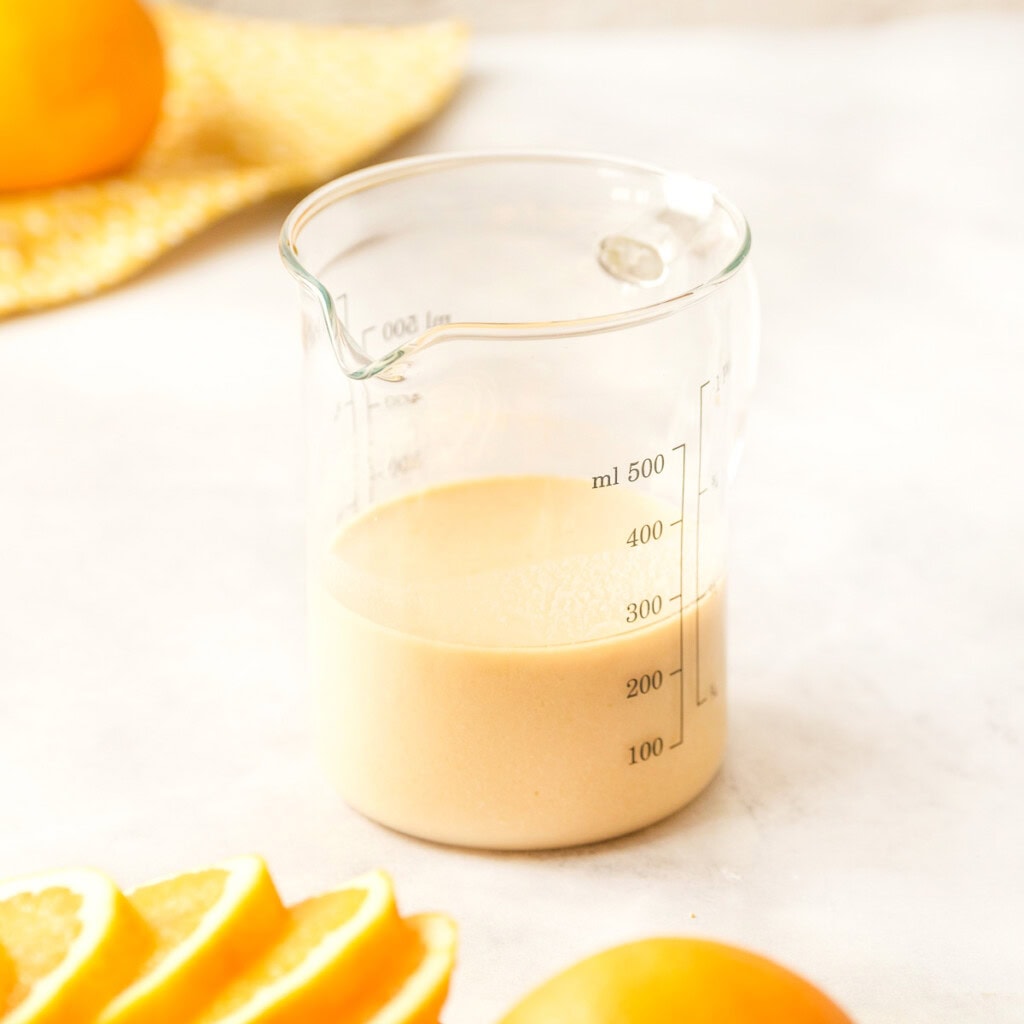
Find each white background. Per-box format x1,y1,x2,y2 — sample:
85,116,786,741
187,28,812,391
1,13,1022,1024
194,0,1023,28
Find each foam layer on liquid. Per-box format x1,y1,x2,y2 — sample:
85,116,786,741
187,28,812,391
325,475,682,647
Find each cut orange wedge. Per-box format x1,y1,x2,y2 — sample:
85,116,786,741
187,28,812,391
193,869,400,1024
97,855,286,1024
345,913,457,1024
0,867,148,1024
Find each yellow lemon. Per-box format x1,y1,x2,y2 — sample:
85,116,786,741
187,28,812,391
0,0,164,191
0,867,148,1024
498,937,856,1024
97,855,286,1024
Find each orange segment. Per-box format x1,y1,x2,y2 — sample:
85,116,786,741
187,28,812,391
194,869,400,1024
344,913,457,1024
0,868,148,1024
97,855,286,1024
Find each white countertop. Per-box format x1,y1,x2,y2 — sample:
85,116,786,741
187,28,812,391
2,15,1022,1023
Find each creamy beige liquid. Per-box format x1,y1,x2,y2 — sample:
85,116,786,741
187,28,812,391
311,476,726,849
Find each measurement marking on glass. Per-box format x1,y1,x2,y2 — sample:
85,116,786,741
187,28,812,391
593,436,707,749
696,380,710,706
670,441,686,749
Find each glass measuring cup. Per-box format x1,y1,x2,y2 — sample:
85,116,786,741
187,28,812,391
280,152,757,850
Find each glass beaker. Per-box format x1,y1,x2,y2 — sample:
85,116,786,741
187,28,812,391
280,152,757,850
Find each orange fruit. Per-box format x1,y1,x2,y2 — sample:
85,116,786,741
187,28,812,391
497,937,855,1024
0,867,149,1024
0,0,165,192
97,856,286,1024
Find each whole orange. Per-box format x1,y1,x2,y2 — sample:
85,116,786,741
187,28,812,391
0,0,164,192
498,938,856,1024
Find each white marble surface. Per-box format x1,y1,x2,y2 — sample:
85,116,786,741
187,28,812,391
193,0,1024,29
2,15,1022,1023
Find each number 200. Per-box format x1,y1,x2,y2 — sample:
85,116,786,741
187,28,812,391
626,670,663,699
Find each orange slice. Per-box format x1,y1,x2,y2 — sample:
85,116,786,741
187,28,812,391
97,855,286,1024
345,913,457,1024
0,943,15,1006
194,869,400,1024
0,867,148,1024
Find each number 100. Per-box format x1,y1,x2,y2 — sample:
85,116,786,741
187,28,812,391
628,738,664,764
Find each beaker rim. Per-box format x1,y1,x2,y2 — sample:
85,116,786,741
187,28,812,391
280,150,752,361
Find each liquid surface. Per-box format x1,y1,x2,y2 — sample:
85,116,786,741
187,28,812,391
312,475,726,849
325,476,681,647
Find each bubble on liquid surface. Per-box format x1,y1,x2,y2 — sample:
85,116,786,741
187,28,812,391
597,235,667,285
